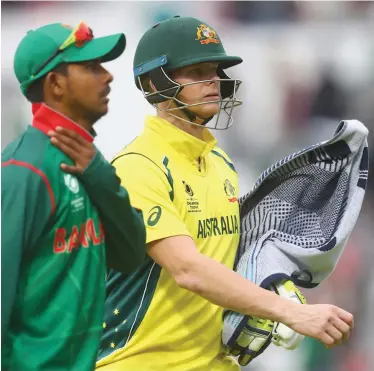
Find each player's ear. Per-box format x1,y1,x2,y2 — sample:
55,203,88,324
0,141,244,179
45,71,66,99
44,64,70,100
139,76,154,93
149,79,156,93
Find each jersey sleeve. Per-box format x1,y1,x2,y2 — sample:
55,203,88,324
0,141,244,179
1,160,54,338
80,149,146,274
113,153,191,244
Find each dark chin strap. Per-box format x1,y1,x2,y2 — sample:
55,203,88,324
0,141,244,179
174,101,214,126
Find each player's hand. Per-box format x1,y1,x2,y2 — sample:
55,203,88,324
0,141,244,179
48,126,96,174
285,303,353,348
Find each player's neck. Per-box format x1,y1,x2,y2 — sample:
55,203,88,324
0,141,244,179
45,102,94,132
157,110,205,141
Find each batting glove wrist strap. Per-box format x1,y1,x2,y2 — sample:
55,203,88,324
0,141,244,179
270,280,306,350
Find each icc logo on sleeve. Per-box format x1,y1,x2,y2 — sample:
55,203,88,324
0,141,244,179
63,174,85,212
64,174,80,194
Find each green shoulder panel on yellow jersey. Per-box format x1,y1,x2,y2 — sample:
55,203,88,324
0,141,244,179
211,148,237,173
97,116,240,371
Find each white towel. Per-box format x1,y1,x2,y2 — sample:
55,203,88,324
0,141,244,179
223,120,369,352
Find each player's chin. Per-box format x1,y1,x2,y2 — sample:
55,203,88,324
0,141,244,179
197,103,220,118
97,98,110,114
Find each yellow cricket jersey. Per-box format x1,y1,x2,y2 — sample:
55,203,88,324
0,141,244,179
96,115,240,371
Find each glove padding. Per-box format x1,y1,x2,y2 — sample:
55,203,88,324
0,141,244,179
224,280,306,366
227,315,275,366
271,280,306,350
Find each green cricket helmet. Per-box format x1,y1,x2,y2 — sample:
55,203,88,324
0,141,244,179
133,16,243,130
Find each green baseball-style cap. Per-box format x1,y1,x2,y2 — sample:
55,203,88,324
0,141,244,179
14,22,126,96
133,16,242,87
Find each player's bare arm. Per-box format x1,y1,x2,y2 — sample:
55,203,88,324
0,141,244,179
148,234,353,348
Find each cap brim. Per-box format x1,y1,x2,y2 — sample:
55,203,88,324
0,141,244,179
65,33,126,63
170,54,243,71
20,33,126,96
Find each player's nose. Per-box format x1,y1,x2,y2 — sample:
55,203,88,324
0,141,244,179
101,65,114,84
105,70,114,84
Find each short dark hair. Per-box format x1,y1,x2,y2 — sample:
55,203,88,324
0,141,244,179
25,63,69,103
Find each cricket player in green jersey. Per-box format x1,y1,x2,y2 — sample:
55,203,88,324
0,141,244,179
1,22,146,371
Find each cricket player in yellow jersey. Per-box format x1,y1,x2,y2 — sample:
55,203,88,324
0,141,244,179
96,16,353,371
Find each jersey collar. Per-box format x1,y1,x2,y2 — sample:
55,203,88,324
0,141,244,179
32,103,95,143
144,115,217,160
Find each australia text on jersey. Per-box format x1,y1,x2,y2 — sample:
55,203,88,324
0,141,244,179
197,215,239,238
53,218,105,253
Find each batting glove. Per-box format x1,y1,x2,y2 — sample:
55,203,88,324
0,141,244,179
226,279,306,366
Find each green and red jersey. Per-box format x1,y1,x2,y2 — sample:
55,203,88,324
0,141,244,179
1,104,146,371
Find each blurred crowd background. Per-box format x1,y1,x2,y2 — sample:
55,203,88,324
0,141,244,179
2,2,374,371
